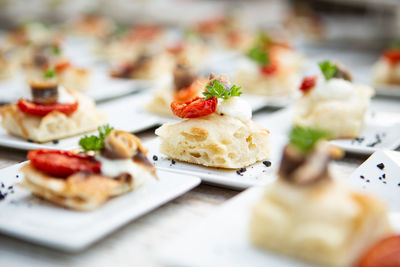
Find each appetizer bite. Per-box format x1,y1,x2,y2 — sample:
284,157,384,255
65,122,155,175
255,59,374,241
234,33,303,96
155,73,270,168
69,13,115,38
250,127,393,267
293,61,374,139
372,43,400,86
21,125,157,210
0,67,105,143
146,60,206,117
0,49,19,80
110,49,173,80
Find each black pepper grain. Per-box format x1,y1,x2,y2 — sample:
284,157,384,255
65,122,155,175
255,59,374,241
263,161,272,167
382,173,386,178
27,139,33,143
153,155,158,161
52,139,59,144
1,183,4,188
360,175,364,179
377,163,385,170
171,160,176,165
366,180,370,183
383,181,387,184
239,168,246,173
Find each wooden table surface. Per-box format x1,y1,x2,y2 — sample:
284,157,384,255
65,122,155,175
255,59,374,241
0,108,373,267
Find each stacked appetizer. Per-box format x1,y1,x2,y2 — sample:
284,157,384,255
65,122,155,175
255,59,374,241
21,125,156,210
234,33,303,96
250,127,393,267
294,61,374,139
372,43,400,86
146,60,207,117
155,73,270,168
0,67,105,143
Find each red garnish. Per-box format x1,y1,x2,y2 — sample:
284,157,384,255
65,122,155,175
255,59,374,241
17,99,78,117
260,63,278,76
54,60,71,73
383,49,400,64
28,150,101,178
299,76,318,93
357,235,400,267
171,97,217,118
167,43,184,54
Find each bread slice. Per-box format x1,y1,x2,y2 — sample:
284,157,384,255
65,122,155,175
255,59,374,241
293,85,374,139
155,113,270,168
0,91,106,143
249,179,392,267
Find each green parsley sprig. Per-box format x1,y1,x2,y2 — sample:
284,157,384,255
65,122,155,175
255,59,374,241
79,124,114,152
203,80,242,100
43,67,56,79
289,126,332,153
247,46,269,66
52,44,61,55
318,61,338,81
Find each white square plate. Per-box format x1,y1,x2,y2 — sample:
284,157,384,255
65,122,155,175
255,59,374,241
0,93,160,150
0,162,200,252
157,185,400,267
145,134,286,190
255,107,400,155
374,84,400,98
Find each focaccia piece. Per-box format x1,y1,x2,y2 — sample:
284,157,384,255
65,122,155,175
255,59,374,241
249,179,392,267
0,91,106,143
155,113,270,168
293,85,374,139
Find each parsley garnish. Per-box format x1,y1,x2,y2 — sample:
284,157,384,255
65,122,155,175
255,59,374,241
289,126,331,153
247,46,269,66
318,61,338,81
43,67,56,79
52,44,61,55
203,80,242,100
79,124,114,152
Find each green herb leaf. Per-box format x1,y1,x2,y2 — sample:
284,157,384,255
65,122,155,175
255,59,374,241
79,124,114,152
318,61,338,81
289,126,332,153
43,67,56,79
247,46,269,66
257,32,270,45
203,80,242,100
52,44,61,55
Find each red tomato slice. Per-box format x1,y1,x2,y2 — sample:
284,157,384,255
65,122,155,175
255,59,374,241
260,64,278,76
17,99,78,117
383,49,400,64
171,97,217,118
299,76,318,93
54,60,71,73
357,235,400,267
28,150,101,178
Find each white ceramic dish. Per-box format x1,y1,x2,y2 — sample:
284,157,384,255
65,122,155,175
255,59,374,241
145,133,286,190
0,162,200,252
158,184,400,267
0,93,160,151
255,107,400,155
374,84,400,98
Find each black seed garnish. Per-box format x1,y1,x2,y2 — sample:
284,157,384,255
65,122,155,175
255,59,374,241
1,183,4,188
398,183,400,187
263,161,272,167
377,163,385,170
27,139,33,143
171,160,176,164
360,175,364,179
366,180,370,183
16,175,19,178
8,186,12,190
379,177,382,180
383,181,387,184
239,168,246,173
152,155,158,161
52,140,59,144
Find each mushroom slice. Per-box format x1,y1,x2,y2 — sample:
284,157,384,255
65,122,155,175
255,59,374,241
104,130,143,159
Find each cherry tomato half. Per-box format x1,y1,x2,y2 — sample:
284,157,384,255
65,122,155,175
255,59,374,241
171,97,217,118
383,49,400,64
299,76,318,93
18,99,78,117
357,235,400,267
260,63,278,76
54,60,71,73
28,150,101,178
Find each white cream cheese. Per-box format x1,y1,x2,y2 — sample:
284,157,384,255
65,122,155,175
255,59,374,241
96,155,154,188
216,96,252,122
312,77,356,100
57,86,76,104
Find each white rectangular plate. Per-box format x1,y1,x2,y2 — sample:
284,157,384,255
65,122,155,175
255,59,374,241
145,134,286,190
0,163,200,252
254,106,400,155
374,84,400,98
157,186,400,267
0,93,160,150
